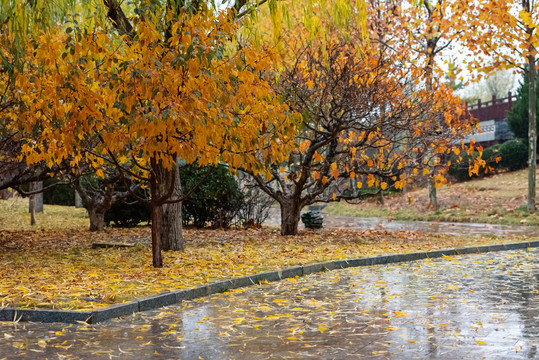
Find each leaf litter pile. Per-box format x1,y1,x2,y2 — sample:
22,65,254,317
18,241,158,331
1,222,537,310
1,249,538,359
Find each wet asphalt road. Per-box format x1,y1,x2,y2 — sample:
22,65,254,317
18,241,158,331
1,248,538,359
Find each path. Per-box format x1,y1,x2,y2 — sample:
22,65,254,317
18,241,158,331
265,208,539,237
1,248,538,359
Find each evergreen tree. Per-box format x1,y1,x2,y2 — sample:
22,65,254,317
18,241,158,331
508,71,539,142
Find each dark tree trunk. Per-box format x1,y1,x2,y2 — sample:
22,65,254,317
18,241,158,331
377,190,384,205
280,200,303,236
149,160,164,268
29,192,36,226
151,201,163,267
161,164,184,251
88,206,106,231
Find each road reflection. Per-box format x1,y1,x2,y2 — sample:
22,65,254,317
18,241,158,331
1,249,538,359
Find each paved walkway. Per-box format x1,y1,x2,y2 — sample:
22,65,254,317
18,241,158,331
265,208,539,237
1,248,538,359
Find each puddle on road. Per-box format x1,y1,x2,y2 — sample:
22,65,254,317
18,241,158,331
1,249,539,359
267,209,539,237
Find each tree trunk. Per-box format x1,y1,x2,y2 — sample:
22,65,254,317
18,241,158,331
280,200,302,236
28,181,43,214
377,190,384,205
149,161,164,268
528,53,537,213
0,189,12,199
34,181,43,213
428,177,438,209
161,164,184,251
151,201,163,267
88,206,105,231
75,191,84,208
29,186,36,226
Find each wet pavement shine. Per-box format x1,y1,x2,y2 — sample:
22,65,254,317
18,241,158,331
1,248,539,359
266,208,539,237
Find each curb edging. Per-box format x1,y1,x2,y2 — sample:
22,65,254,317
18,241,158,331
2,240,538,324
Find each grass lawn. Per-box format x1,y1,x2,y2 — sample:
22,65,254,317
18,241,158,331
1,196,537,311
326,168,539,226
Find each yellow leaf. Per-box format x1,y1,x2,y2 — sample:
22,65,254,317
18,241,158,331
476,340,487,345
318,326,328,333
393,311,409,318
381,182,387,190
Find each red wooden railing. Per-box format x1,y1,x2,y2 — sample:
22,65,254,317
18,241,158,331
466,92,516,122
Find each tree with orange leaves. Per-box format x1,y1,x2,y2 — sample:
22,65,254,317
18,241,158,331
243,17,477,235
10,8,297,267
372,0,470,208
461,0,537,212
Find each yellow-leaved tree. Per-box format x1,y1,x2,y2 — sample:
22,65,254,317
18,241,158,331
241,1,479,235
462,0,537,212
386,0,472,208
10,8,297,267
2,0,369,265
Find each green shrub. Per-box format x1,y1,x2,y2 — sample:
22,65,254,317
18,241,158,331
449,139,528,181
104,186,151,228
498,139,528,171
105,197,151,228
103,165,266,229
481,143,501,168
181,164,244,228
448,151,477,181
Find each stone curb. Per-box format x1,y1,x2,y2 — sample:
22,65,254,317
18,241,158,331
2,240,538,324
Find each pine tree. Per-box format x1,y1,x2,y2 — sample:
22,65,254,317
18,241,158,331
508,71,539,142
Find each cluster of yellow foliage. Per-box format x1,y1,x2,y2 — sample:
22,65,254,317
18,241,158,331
10,9,297,179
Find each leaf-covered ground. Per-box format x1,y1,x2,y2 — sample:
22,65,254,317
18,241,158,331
1,196,538,310
326,167,539,226
0,221,537,310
